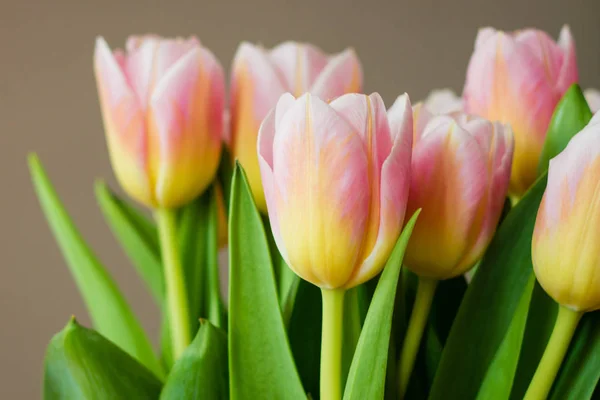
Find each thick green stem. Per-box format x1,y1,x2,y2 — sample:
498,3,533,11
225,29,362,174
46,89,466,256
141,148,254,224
398,277,438,398
320,288,345,400
523,305,582,400
155,208,191,360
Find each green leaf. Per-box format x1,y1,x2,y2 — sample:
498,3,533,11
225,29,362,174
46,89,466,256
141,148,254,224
160,321,228,400
343,210,420,400
228,163,305,400
429,175,547,400
217,146,234,211
95,181,164,305
476,275,535,399
538,84,593,175
288,279,322,398
29,154,164,379
549,311,600,399
44,318,162,399
342,287,362,390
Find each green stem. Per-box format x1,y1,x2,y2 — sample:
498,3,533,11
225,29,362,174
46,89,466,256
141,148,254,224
523,305,582,400
155,208,191,360
320,288,346,400
398,277,438,399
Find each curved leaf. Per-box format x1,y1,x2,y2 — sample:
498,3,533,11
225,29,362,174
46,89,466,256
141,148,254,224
429,175,547,400
160,321,228,399
343,210,420,400
44,318,162,399
228,163,305,400
29,154,164,379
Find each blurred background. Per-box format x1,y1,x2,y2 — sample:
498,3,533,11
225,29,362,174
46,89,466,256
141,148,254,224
3,0,599,397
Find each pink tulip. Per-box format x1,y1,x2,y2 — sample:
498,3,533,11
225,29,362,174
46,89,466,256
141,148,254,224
94,35,225,208
463,26,578,197
231,42,363,212
258,92,412,289
532,112,600,311
399,98,514,279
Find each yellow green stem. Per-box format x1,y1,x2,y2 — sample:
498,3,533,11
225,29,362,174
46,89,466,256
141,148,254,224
398,277,438,399
320,288,345,400
155,208,191,360
523,305,582,400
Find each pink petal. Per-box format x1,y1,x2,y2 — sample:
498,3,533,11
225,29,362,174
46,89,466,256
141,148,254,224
475,27,498,50
94,37,151,205
269,41,329,95
124,37,159,110
346,93,413,287
585,89,600,113
423,89,463,114
557,25,579,93
514,29,564,83
149,47,224,207
310,48,363,101
272,94,370,288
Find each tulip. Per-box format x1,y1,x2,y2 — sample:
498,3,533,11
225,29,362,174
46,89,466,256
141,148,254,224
94,35,226,360
94,35,225,209
584,88,600,113
463,26,578,197
231,41,363,212
396,100,513,398
258,92,412,400
525,113,600,400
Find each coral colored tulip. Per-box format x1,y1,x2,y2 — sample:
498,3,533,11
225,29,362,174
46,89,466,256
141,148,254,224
231,42,362,212
258,92,412,289
400,98,514,279
94,36,225,208
532,113,600,311
463,26,578,197
585,88,600,113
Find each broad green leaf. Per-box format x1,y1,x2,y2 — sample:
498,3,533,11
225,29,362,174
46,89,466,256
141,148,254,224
263,214,297,306
288,279,322,398
44,318,162,399
343,210,420,400
549,311,600,400
429,175,547,400
228,163,305,400
160,321,228,399
95,181,163,305
538,84,593,175
29,154,164,379
476,275,535,399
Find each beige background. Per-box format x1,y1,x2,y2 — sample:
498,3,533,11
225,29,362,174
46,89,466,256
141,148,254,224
2,0,599,397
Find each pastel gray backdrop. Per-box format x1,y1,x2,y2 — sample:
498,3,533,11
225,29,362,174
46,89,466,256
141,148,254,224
3,0,599,397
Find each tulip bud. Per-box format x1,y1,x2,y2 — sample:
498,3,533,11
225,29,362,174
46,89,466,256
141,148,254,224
94,36,225,208
258,92,412,289
532,113,600,311
584,88,600,113
399,99,514,280
463,26,578,197
231,42,363,212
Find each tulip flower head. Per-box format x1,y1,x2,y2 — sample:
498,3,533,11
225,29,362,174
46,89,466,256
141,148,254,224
231,42,363,212
532,113,600,312
94,35,225,208
258,92,412,289
463,26,578,197
400,98,514,280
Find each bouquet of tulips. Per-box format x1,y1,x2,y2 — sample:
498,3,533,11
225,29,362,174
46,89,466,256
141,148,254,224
31,26,600,400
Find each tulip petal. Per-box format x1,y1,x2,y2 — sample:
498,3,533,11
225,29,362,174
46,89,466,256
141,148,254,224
124,37,159,110
515,29,564,83
310,48,363,102
269,41,329,96
557,25,578,94
405,117,488,278
149,47,224,207
230,42,287,212
272,94,370,288
94,37,152,206
423,89,463,114
346,93,413,287
585,89,600,113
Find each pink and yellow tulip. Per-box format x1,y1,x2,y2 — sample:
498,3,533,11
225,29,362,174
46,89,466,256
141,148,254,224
94,35,225,208
463,26,578,197
532,113,600,312
258,92,412,289
400,100,514,279
231,42,362,212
